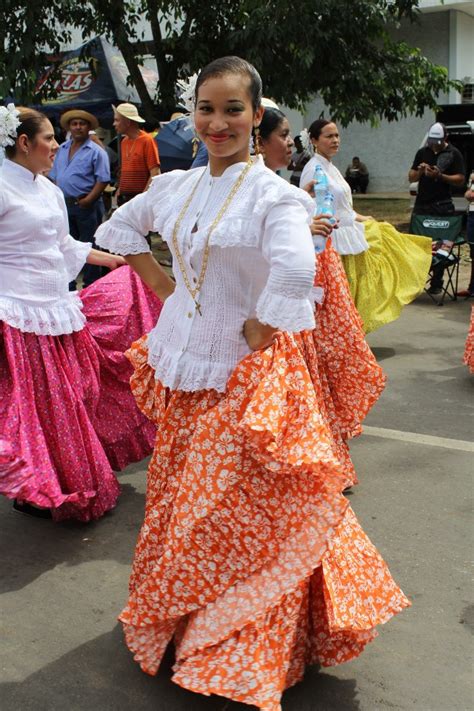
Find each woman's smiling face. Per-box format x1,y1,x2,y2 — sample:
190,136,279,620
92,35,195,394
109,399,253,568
194,72,264,172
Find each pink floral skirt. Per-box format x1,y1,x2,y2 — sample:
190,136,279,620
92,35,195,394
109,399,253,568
464,306,474,373
0,266,162,522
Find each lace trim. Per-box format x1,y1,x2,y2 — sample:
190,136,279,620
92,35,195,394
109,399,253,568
146,331,235,393
331,224,369,255
95,223,151,255
256,289,316,332
0,293,86,335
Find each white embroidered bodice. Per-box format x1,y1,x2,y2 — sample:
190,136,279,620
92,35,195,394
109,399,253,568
96,157,316,392
0,159,92,335
300,154,369,255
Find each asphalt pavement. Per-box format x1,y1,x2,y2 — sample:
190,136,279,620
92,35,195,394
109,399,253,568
1,292,472,711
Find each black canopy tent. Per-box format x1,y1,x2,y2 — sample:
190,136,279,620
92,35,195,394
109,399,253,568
36,36,158,127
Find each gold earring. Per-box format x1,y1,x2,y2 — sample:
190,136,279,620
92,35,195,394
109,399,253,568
254,126,261,155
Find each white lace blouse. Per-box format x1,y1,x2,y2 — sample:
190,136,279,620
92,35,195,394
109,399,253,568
300,154,369,255
0,159,92,335
96,157,316,393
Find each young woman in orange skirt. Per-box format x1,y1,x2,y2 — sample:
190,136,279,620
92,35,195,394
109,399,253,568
96,57,410,710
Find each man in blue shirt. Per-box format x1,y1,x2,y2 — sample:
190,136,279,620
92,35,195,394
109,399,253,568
50,109,110,287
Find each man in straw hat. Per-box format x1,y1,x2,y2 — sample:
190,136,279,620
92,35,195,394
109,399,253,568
50,109,110,287
113,103,160,206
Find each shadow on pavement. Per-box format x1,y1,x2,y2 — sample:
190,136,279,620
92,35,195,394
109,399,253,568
0,481,145,594
0,624,360,711
370,346,396,361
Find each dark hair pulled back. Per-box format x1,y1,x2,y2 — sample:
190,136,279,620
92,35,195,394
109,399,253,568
195,56,263,112
308,118,333,140
4,107,49,159
258,107,286,141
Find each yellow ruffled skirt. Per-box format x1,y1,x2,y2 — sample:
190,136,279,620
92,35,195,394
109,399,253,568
341,220,432,333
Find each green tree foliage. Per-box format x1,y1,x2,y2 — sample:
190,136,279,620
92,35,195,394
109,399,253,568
0,0,460,124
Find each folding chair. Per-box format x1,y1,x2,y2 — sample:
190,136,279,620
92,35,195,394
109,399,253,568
409,214,465,305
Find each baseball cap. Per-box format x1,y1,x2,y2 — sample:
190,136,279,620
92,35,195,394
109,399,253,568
427,122,445,144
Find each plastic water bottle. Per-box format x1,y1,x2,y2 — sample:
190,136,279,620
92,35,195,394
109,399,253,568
312,165,335,253
313,163,329,197
320,191,336,223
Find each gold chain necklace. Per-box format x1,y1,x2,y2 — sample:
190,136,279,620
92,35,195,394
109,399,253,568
171,158,253,316
125,136,138,160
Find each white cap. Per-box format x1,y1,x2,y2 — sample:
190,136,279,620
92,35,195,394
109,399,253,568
261,97,279,110
427,122,445,142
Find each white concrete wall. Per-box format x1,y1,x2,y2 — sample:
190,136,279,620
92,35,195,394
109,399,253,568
449,9,474,102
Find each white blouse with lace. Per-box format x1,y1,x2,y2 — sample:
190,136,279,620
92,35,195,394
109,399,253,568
96,157,316,393
0,159,92,335
300,154,369,255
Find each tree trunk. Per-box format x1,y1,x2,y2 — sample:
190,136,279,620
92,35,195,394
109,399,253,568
110,25,157,123
146,0,178,116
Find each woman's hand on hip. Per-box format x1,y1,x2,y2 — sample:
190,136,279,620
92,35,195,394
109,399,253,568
244,319,279,351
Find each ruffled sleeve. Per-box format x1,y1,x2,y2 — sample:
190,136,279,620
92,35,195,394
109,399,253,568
256,189,316,332
95,171,186,255
59,235,93,280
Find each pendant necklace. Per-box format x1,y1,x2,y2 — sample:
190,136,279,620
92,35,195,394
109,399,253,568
171,158,253,316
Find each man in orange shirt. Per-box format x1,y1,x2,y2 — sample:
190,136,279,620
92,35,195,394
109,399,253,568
113,103,160,206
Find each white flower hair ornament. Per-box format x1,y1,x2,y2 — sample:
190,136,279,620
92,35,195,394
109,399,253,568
176,72,199,120
0,103,21,149
300,128,314,155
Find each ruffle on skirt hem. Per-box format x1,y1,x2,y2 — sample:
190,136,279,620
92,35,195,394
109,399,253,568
0,438,38,502
341,220,432,334
300,242,386,487
119,333,410,710
313,242,386,441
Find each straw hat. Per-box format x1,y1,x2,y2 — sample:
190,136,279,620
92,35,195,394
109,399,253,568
60,109,99,130
112,103,145,123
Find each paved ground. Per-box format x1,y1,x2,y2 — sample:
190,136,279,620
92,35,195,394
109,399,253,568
1,293,472,711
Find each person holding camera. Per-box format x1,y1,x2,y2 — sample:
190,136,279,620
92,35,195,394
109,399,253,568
409,122,465,294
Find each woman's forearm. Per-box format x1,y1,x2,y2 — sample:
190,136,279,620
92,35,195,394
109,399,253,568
125,253,175,301
86,248,125,269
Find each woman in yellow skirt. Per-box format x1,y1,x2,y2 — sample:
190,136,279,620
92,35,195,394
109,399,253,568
301,120,432,333
96,58,410,710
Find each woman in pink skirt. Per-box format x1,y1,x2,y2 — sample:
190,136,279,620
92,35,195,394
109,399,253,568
0,106,162,521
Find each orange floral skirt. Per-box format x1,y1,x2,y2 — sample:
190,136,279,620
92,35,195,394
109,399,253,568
464,305,474,373
311,242,386,486
120,331,409,711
